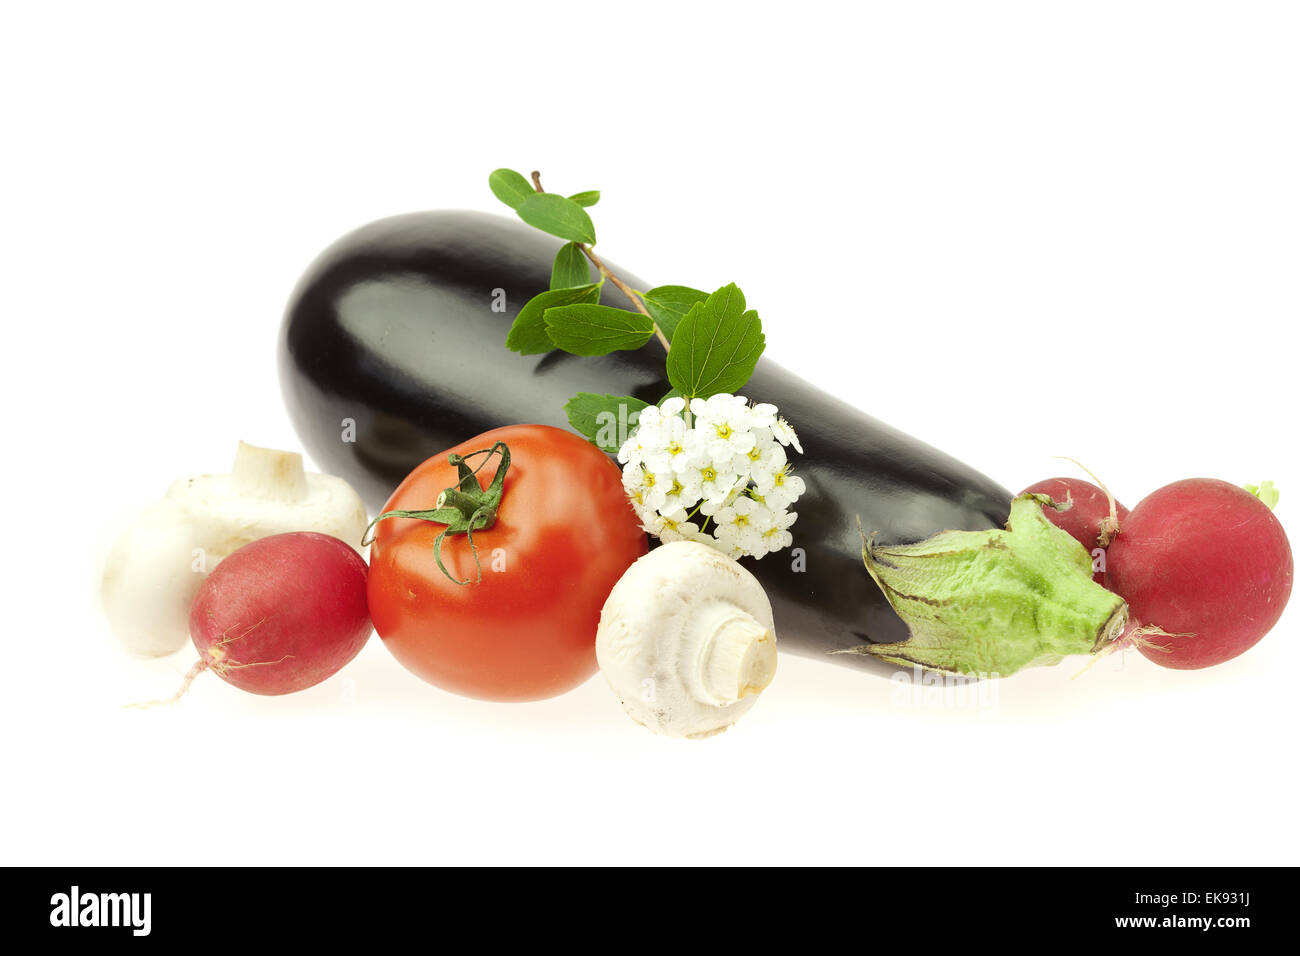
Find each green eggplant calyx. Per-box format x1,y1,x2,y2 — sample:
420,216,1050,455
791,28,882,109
361,441,511,586
846,493,1129,677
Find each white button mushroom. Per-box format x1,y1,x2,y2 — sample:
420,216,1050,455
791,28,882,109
100,442,368,658
596,541,778,739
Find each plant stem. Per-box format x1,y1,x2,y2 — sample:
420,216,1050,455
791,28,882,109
581,248,672,351
530,170,671,353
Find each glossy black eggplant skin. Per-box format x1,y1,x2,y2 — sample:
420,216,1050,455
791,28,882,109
278,210,1012,671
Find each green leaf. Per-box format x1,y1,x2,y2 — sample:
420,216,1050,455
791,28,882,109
568,190,600,207
544,304,655,356
550,242,592,290
641,285,709,342
665,283,766,398
516,193,597,245
505,283,601,355
489,168,535,210
564,392,649,454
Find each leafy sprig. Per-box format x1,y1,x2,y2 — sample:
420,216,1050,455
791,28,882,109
489,168,767,449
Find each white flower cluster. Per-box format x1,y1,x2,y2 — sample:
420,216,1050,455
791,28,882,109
617,393,805,559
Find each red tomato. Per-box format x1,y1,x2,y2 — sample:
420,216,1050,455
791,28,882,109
367,424,647,701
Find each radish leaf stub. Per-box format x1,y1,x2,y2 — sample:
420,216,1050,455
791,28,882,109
1244,480,1280,511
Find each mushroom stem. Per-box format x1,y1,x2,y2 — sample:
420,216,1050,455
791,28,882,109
232,441,307,502
689,602,778,704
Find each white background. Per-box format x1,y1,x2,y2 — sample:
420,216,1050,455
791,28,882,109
2,2,1296,866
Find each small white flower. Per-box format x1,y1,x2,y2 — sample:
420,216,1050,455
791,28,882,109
642,414,690,475
707,432,755,473
618,421,658,466
641,507,701,543
659,471,702,514
741,434,787,485
623,463,675,512
636,403,664,431
749,402,778,428
691,392,748,422
692,459,740,509
756,509,798,556
660,395,688,418
755,464,806,511
713,496,774,548
616,437,637,466
771,416,803,454
692,393,751,433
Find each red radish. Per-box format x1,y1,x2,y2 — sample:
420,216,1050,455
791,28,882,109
1107,479,1293,669
187,532,372,695
1020,476,1129,584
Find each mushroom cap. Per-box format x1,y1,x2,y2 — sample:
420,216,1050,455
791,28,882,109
100,499,205,657
164,471,368,556
596,541,777,739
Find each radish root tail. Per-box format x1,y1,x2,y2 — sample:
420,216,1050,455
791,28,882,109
1121,624,1196,653
1072,624,1195,679
123,658,211,709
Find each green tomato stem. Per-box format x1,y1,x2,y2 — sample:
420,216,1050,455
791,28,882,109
362,441,512,585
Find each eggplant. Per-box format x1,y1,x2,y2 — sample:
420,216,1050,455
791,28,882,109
278,210,1013,672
